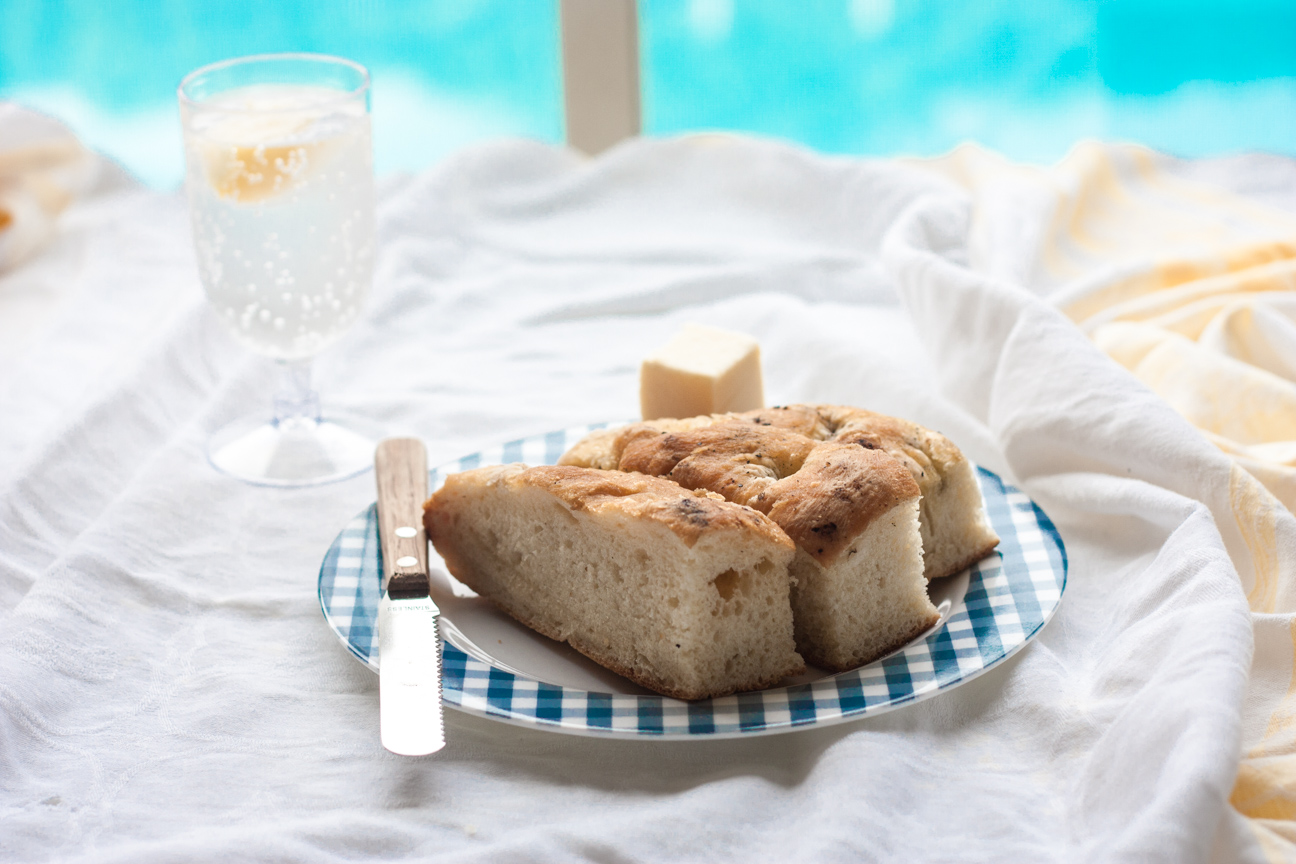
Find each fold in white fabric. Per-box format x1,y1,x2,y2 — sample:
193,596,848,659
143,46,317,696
0,134,1280,862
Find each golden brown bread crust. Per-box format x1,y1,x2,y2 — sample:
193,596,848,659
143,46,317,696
557,415,733,471
555,428,621,471
736,405,972,512
590,417,921,569
562,404,955,488
739,405,832,439
426,465,793,567
760,442,920,566
618,426,919,567
561,404,999,579
618,423,817,509
571,404,966,494
489,464,793,551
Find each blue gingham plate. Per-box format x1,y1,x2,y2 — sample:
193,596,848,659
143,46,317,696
319,423,1067,738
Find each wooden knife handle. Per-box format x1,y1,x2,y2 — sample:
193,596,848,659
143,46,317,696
375,437,430,598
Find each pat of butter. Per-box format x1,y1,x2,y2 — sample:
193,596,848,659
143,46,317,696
640,324,765,420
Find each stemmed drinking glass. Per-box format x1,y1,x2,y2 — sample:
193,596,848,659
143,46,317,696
179,53,379,486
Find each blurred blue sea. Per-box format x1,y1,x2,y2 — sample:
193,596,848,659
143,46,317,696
2,0,1295,188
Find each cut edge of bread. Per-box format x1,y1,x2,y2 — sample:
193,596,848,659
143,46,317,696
424,464,805,701
918,454,1001,581
788,498,939,672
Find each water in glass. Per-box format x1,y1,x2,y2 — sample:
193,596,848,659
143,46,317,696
183,83,375,361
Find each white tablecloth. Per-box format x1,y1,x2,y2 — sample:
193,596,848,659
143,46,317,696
2,129,1294,862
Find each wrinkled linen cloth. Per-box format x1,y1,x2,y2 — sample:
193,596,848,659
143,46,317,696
921,143,1296,856
923,143,1296,513
2,121,1296,863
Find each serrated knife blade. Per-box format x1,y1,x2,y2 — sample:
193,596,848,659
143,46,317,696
374,437,445,756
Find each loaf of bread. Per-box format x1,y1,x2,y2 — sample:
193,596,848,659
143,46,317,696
567,418,940,670
560,404,1000,582
423,464,805,700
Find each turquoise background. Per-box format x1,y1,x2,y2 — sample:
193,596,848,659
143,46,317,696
2,0,1294,187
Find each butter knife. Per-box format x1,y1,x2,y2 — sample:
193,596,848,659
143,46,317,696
374,437,445,756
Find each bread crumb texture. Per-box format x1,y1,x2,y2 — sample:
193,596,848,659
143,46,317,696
424,464,803,700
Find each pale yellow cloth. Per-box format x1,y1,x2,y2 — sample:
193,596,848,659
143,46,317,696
920,141,1296,860
0,103,98,272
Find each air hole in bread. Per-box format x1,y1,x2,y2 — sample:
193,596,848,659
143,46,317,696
713,568,742,600
667,596,680,608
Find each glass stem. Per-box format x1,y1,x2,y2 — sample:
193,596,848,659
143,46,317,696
272,359,321,426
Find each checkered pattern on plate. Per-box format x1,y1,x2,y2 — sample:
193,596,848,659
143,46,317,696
318,423,1068,738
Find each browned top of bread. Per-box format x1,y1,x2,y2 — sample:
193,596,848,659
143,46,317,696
759,441,919,564
585,413,921,568
434,464,794,552
560,404,970,515
760,404,962,497
619,422,817,508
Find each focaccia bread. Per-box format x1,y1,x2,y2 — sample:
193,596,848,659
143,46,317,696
557,404,1000,671
423,464,805,700
560,403,1000,582
577,421,938,670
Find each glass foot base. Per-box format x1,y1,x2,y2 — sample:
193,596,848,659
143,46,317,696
208,414,381,487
